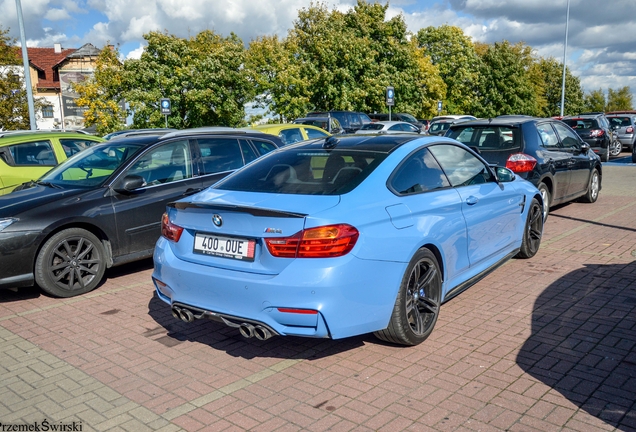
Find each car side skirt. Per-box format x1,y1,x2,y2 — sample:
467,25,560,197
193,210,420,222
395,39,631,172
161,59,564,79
442,249,519,304
0,273,34,289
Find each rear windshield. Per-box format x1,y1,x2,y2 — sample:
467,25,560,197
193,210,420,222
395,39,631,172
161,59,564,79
215,148,387,195
446,126,521,151
360,123,385,131
608,116,633,127
428,122,450,134
562,119,599,130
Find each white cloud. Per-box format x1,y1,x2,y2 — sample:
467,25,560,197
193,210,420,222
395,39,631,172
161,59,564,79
45,8,72,21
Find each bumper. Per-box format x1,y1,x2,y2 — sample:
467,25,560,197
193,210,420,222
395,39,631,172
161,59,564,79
0,230,40,289
152,237,406,340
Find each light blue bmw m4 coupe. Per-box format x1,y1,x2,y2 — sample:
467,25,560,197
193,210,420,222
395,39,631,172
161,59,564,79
152,134,544,346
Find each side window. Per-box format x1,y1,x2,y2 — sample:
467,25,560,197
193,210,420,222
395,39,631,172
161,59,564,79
127,140,192,186
305,128,328,139
8,140,57,166
59,139,93,157
251,139,278,156
197,138,244,175
279,128,304,145
239,139,259,164
389,148,450,195
536,123,560,149
553,123,581,149
428,144,495,187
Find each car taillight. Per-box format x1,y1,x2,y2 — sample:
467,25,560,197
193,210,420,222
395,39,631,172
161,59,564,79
590,129,604,137
161,212,184,242
265,224,359,258
505,153,537,173
627,126,634,133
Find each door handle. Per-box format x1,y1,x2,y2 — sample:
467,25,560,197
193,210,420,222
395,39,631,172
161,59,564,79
466,196,479,205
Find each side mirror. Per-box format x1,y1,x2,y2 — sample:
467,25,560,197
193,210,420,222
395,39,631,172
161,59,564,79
580,142,591,153
495,166,516,183
114,175,145,194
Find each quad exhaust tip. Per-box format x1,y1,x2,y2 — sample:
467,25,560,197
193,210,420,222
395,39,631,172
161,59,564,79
171,305,274,340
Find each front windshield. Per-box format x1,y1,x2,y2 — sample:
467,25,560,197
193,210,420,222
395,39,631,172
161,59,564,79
400,113,418,123
40,142,144,187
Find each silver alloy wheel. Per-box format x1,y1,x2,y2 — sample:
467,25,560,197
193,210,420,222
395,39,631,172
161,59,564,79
589,171,599,201
538,183,550,221
610,139,622,157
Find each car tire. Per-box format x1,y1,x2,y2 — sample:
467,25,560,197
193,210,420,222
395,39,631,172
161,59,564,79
537,182,550,222
516,197,543,259
35,228,106,298
580,168,600,204
609,138,622,157
602,149,610,162
374,248,441,346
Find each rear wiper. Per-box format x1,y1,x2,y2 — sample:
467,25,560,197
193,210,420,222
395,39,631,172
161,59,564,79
35,180,63,189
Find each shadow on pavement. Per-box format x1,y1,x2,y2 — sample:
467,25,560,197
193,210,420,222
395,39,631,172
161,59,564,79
146,292,370,360
517,262,636,430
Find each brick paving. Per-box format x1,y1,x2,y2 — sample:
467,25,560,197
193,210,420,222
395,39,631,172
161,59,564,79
1,164,635,431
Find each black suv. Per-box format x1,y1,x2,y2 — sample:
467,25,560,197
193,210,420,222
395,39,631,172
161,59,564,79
561,113,619,161
305,111,372,134
293,116,344,135
0,128,283,298
445,116,602,220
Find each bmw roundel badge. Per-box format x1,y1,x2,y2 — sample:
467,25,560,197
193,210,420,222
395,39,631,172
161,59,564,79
212,214,223,227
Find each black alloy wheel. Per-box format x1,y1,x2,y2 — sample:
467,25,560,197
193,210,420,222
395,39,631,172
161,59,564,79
516,197,543,259
35,228,106,298
375,248,442,346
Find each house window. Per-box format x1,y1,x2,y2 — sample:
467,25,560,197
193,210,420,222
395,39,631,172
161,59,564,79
42,106,54,118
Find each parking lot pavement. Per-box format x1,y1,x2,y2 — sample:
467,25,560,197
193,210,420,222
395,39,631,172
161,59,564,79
1,165,635,432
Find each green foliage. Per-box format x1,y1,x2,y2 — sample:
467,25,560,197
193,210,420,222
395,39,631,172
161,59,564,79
529,57,584,117
473,41,540,118
73,45,127,135
0,26,42,130
122,30,254,128
415,25,480,115
606,86,633,111
249,1,445,120
583,89,606,113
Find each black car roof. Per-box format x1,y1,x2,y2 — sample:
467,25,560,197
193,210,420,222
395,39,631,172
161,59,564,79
291,133,420,153
449,116,546,128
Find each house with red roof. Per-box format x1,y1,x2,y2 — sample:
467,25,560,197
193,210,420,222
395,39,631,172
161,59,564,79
16,43,100,130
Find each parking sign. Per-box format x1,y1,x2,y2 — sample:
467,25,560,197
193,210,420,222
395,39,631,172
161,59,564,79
386,87,395,106
437,100,443,112
160,98,171,115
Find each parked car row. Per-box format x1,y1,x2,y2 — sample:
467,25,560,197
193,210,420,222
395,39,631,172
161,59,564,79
0,112,608,346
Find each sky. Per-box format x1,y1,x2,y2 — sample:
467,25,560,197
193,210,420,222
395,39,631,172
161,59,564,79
2,0,636,104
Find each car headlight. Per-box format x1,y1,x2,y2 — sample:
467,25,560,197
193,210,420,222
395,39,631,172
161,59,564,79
0,218,18,232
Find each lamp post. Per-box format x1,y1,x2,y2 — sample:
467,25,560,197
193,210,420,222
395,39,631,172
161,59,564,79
15,0,37,130
560,0,571,118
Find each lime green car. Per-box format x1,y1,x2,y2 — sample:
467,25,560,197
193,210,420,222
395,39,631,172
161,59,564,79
247,123,330,145
0,131,104,195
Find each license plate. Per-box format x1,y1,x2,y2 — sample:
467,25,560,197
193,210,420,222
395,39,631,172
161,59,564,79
193,233,256,261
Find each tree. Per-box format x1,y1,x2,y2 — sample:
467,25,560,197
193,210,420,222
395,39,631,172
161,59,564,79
415,25,480,115
73,45,127,135
473,41,540,118
0,26,42,130
529,57,584,117
583,89,606,113
249,1,445,120
606,86,633,111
